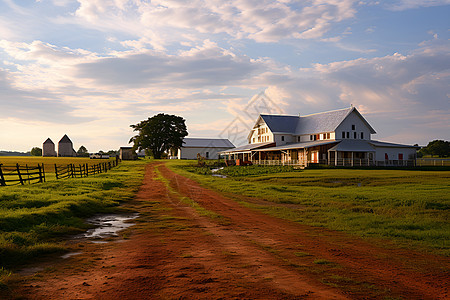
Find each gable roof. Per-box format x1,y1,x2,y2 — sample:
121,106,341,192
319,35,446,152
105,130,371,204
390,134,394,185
182,138,234,148
253,107,376,137
59,134,72,144
295,107,353,135
259,115,299,134
43,138,54,145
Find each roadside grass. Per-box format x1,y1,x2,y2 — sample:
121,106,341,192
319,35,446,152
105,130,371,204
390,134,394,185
168,160,450,256
0,159,147,280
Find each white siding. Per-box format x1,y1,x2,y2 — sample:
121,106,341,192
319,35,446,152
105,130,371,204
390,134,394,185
335,111,372,141
375,147,417,161
249,122,273,144
179,147,232,159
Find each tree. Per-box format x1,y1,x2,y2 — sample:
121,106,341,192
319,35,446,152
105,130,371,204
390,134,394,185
30,147,42,156
418,140,450,158
77,145,89,157
129,113,188,159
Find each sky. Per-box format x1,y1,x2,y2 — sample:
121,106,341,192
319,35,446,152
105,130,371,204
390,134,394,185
0,0,449,152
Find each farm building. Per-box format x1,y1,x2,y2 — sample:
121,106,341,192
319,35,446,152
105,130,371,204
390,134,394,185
42,138,57,157
170,138,235,160
221,107,419,167
57,134,76,157
119,147,137,160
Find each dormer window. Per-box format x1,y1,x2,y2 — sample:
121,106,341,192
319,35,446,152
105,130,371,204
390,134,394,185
281,136,285,142
342,132,345,139
352,124,355,130
361,132,364,139
354,132,357,139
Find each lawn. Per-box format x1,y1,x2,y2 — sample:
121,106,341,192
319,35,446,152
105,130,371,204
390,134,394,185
0,159,147,286
168,160,450,256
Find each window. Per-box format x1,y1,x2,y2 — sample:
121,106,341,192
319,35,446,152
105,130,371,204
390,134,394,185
252,138,255,143
399,153,403,160
354,132,357,139
361,132,364,139
342,132,345,139
298,136,300,142
346,132,349,138
314,135,318,141
327,133,330,139
206,152,209,159
281,136,285,141
352,124,355,130
310,135,313,141
385,153,388,160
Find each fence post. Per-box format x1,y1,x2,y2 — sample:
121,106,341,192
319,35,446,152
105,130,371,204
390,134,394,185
104,162,107,173
37,164,43,183
0,164,6,186
16,163,24,185
79,165,83,178
55,164,59,179
41,164,46,182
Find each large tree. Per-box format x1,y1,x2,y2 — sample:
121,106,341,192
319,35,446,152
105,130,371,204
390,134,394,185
129,113,188,159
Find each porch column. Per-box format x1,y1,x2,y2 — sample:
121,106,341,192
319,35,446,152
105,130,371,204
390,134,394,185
327,151,330,165
335,151,338,166
351,152,354,167
259,151,261,164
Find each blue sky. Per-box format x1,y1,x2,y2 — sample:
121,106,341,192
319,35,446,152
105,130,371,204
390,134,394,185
0,0,449,152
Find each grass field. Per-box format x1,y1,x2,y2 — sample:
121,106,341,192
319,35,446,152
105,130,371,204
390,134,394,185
0,159,147,287
169,160,450,256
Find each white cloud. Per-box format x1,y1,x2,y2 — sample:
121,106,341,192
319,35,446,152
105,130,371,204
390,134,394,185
70,0,359,43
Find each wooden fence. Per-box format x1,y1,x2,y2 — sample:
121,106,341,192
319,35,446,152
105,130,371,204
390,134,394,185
0,163,45,186
55,161,118,179
0,160,119,186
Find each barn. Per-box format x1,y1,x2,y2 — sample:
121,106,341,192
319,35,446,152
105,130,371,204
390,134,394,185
42,138,57,157
57,134,76,157
170,138,235,160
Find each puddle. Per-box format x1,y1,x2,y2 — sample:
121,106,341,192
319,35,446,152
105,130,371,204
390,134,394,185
61,252,82,259
212,174,227,178
77,213,139,241
211,167,226,178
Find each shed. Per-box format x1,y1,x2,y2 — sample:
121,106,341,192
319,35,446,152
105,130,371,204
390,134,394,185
119,147,137,160
58,134,76,157
171,138,235,160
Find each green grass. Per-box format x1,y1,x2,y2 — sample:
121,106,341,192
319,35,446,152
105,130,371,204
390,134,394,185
168,160,450,256
0,159,147,278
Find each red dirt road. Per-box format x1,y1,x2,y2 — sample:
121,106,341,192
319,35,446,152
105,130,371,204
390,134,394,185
10,162,449,299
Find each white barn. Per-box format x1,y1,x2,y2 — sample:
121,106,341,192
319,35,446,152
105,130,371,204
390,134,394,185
222,107,419,167
172,138,234,160
42,138,57,157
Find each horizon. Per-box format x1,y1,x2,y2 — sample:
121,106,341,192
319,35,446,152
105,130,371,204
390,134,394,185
1,1,449,152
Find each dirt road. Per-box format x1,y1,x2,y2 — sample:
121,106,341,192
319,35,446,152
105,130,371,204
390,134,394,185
11,162,449,299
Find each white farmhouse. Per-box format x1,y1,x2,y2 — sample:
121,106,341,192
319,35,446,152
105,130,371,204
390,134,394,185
58,134,76,157
42,138,57,157
222,107,419,167
171,138,235,160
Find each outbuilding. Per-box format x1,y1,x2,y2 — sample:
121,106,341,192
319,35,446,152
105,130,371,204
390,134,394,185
171,138,234,160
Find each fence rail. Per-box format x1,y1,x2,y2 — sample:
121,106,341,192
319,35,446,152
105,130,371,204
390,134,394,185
0,163,45,186
0,160,119,187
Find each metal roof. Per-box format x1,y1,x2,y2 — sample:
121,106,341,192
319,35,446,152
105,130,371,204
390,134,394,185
254,140,338,151
255,107,376,136
329,140,376,152
182,138,234,148
295,107,354,135
220,142,274,153
369,140,420,148
260,115,299,134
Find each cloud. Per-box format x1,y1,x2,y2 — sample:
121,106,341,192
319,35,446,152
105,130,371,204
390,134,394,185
75,40,262,88
0,68,92,124
70,0,359,44
387,0,450,10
